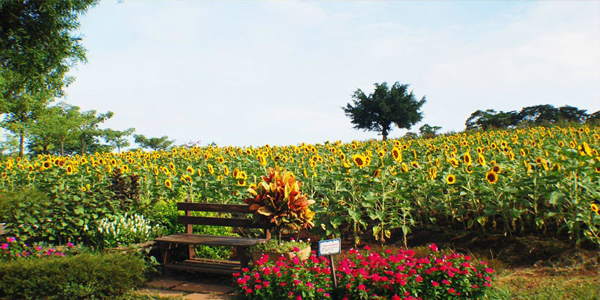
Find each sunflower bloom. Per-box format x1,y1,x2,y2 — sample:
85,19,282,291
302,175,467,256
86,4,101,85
486,171,498,184
165,179,173,189
372,169,381,178
491,165,501,173
391,147,402,162
352,154,366,168
446,174,457,185
592,204,599,215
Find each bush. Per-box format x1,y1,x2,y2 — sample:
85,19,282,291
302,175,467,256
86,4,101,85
0,252,147,299
1,187,119,246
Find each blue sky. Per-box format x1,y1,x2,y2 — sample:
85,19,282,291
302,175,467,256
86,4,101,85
59,0,600,147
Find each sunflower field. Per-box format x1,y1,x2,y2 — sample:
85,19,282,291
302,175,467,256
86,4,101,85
1,124,599,248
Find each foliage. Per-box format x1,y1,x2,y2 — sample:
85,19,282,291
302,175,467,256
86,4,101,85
103,127,135,153
0,252,147,300
0,184,117,245
0,0,97,157
92,213,159,249
465,104,591,131
419,124,442,139
233,245,495,300
250,238,311,254
343,81,426,141
134,134,174,151
244,167,316,236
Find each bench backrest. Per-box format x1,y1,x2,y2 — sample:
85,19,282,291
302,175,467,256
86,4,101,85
177,201,271,239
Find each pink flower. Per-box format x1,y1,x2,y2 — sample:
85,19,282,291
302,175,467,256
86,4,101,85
245,288,252,295
431,281,439,287
364,245,371,251
66,242,74,247
357,284,366,291
1,243,8,250
7,237,16,243
429,243,438,252
293,246,300,252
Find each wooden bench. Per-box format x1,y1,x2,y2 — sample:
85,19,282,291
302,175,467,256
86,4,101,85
154,200,271,275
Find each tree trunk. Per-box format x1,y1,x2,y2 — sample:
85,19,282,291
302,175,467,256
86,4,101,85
80,135,85,155
60,139,64,156
381,127,388,141
19,130,24,159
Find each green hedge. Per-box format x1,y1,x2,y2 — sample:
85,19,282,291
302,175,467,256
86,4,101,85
0,252,147,299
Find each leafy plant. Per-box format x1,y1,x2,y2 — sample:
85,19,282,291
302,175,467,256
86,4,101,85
244,167,316,237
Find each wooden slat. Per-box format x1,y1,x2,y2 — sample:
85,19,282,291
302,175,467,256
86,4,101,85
177,202,253,214
165,259,242,275
155,233,267,247
177,216,269,229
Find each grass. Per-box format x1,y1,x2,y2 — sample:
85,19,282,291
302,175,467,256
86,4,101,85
488,271,600,299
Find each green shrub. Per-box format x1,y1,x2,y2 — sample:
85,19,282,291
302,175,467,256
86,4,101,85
0,252,147,299
1,186,119,246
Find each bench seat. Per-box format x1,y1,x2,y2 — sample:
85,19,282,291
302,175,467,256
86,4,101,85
155,233,268,247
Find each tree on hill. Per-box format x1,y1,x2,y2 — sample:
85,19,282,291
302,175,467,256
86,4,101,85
134,134,174,151
343,81,426,141
103,128,135,153
419,124,442,139
465,109,519,130
0,0,97,157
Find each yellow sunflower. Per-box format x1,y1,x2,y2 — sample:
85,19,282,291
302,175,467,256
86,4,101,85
207,164,214,174
446,174,457,185
66,165,74,175
486,171,498,184
352,154,366,168
372,169,381,178
165,179,173,189
463,152,472,165
186,166,195,174
391,147,402,162
592,204,599,215
491,165,501,174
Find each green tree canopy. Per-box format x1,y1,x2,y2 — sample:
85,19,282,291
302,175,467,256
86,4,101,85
103,128,135,153
465,104,591,131
343,81,426,141
0,0,97,157
134,134,174,151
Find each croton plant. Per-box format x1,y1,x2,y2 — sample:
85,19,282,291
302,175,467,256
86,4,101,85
244,168,316,236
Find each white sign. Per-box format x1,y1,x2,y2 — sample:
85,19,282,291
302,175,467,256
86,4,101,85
318,238,341,256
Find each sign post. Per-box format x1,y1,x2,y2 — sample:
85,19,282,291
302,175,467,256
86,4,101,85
318,238,341,288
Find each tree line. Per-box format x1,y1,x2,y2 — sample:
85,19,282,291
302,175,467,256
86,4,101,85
465,104,600,131
0,1,176,158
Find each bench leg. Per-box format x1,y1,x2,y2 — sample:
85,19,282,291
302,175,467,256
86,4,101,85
160,242,172,275
237,246,249,269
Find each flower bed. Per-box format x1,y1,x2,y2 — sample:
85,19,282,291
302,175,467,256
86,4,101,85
233,244,495,300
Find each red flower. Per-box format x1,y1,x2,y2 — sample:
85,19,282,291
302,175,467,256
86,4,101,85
431,281,439,287
429,243,438,252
